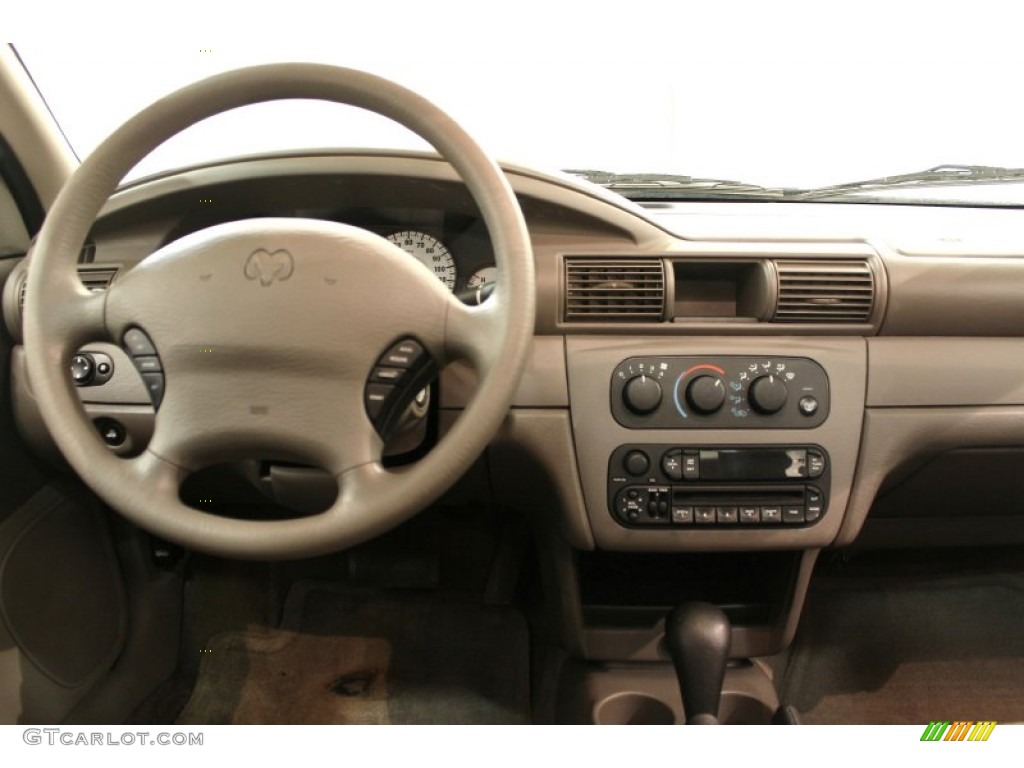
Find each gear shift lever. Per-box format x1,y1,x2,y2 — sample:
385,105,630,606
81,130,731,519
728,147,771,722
665,602,731,725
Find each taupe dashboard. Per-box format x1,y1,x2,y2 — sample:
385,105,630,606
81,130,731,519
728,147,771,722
9,149,1024,554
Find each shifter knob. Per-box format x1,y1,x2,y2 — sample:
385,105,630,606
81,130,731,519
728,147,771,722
665,602,731,725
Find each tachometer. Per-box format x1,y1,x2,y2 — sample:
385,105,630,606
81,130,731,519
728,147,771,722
386,230,457,291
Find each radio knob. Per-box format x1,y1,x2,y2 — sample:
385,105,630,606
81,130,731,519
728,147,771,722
623,375,662,414
686,375,725,414
749,375,788,414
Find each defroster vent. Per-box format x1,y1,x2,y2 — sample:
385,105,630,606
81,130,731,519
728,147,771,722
564,258,666,322
772,259,874,323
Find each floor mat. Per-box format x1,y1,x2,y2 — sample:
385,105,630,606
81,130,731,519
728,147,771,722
781,560,1024,724
177,582,530,724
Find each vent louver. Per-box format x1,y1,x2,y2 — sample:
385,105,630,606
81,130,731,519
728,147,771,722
773,259,874,323
20,265,119,311
564,258,666,321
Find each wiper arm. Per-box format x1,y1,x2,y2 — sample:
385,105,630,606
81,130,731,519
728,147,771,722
564,169,787,199
796,164,1024,200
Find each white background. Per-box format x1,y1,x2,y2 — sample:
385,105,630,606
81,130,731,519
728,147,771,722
13,1,1024,189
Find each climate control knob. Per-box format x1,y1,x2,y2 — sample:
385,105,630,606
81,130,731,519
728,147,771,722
748,375,788,414
686,375,726,414
623,375,662,414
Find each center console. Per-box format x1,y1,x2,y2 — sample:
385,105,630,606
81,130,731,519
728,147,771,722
565,337,866,552
556,336,866,722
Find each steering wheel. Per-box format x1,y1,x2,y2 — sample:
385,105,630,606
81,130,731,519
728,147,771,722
22,64,535,560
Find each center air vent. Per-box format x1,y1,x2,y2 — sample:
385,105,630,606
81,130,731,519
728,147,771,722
19,265,119,311
772,259,874,323
564,258,666,322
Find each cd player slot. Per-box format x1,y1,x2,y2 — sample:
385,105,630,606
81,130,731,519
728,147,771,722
672,485,805,506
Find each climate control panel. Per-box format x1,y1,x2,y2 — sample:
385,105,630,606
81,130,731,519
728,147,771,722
611,356,829,429
608,444,830,529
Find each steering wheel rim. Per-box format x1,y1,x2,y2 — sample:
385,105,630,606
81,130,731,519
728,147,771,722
23,64,535,560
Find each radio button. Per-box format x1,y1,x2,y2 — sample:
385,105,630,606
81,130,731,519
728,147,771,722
716,506,739,524
682,451,700,480
739,506,761,524
672,506,694,524
761,506,782,524
624,450,651,477
807,450,826,478
694,506,716,524
805,504,823,522
783,506,806,524
661,449,683,480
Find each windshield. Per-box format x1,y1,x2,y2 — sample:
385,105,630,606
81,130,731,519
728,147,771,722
15,7,1024,205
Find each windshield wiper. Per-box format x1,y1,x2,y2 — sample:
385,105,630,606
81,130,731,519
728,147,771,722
565,169,787,200
796,164,1024,200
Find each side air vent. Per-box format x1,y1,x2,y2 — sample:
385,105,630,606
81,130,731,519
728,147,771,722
564,258,666,321
20,265,119,311
772,259,874,323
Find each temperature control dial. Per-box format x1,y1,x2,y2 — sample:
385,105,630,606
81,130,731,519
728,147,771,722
686,375,726,414
748,375,788,414
622,375,663,414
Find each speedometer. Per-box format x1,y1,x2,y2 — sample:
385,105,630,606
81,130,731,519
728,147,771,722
386,230,457,292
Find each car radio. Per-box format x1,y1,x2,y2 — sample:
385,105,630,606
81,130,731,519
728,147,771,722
608,444,829,529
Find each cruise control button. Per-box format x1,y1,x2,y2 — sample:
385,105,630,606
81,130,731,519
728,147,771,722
381,339,424,368
783,506,806,524
364,383,394,420
123,328,157,356
761,506,782,524
739,506,761,524
132,356,162,374
372,366,405,383
141,372,165,407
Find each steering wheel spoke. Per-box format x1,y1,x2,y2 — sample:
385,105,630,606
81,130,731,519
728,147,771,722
443,293,505,373
46,289,110,355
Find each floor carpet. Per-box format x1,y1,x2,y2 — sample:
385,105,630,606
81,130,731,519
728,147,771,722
177,582,530,724
781,555,1024,724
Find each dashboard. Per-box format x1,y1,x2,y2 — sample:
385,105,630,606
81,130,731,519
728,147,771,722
9,149,1024,560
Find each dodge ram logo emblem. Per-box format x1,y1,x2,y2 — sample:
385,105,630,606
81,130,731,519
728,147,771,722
244,248,294,286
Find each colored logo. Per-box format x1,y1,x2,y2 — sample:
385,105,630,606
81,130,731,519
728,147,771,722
920,721,997,741
244,249,294,287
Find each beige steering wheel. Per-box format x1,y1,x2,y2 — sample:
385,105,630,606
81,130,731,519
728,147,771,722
23,64,535,560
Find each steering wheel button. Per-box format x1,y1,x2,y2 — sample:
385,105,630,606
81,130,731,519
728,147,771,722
382,339,424,368
94,418,125,447
141,372,165,407
133,356,163,374
364,383,395,419
70,354,95,385
372,366,404,383
123,328,157,357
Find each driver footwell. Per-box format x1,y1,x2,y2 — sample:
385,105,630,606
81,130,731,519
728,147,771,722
175,581,530,724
